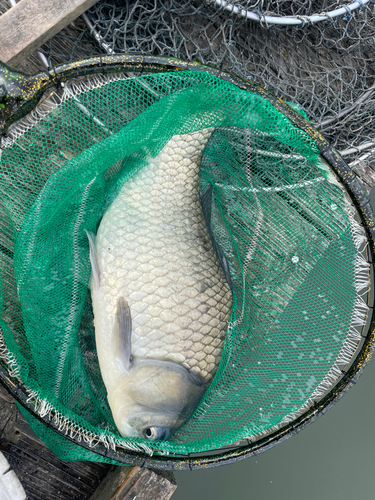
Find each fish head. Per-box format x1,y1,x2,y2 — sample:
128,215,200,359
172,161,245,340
108,359,206,440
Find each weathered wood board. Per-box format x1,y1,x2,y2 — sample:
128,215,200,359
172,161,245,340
0,382,112,499
89,466,177,500
0,382,177,499
0,0,101,66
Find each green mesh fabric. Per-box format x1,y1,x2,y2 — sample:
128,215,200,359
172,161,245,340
0,70,368,462
17,404,123,465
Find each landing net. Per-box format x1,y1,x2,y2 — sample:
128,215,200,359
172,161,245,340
0,68,372,461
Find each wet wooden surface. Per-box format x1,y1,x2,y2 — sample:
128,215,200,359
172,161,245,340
89,466,177,500
0,382,112,499
0,383,177,499
0,0,100,66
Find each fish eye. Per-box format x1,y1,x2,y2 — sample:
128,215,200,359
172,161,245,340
143,427,169,440
145,428,154,438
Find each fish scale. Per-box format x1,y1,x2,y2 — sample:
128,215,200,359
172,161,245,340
92,128,233,397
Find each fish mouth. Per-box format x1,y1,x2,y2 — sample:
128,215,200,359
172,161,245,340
123,406,188,439
110,359,207,438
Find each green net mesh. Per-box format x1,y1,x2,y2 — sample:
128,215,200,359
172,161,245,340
0,70,370,462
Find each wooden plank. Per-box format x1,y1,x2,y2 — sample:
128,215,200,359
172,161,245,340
0,383,112,499
0,383,177,500
89,465,177,500
0,387,109,485
0,0,101,67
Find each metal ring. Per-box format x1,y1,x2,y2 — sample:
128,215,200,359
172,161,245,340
210,0,370,26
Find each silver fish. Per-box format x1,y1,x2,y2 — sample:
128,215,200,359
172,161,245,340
87,129,232,440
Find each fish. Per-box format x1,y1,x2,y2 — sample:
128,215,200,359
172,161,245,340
86,128,233,441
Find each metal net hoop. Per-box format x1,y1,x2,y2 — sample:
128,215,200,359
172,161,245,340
209,0,370,26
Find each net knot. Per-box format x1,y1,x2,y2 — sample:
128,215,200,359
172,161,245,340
295,15,313,26
321,10,334,22
255,9,269,28
343,4,353,20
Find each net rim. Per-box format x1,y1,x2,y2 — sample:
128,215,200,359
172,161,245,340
210,0,370,26
0,54,375,469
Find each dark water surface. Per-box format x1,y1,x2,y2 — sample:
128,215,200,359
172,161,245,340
173,187,375,500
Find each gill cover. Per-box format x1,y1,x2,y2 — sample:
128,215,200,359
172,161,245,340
108,297,206,439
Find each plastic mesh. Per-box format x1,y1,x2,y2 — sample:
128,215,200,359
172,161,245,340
0,70,370,461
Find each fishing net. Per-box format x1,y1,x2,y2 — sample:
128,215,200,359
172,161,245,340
0,62,373,466
2,0,375,188
82,0,375,191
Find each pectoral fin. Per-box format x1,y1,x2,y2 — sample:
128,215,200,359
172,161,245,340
85,229,100,290
114,297,132,373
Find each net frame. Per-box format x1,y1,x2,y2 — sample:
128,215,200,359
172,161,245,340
3,0,375,187
0,54,374,470
82,0,375,177
210,0,370,25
